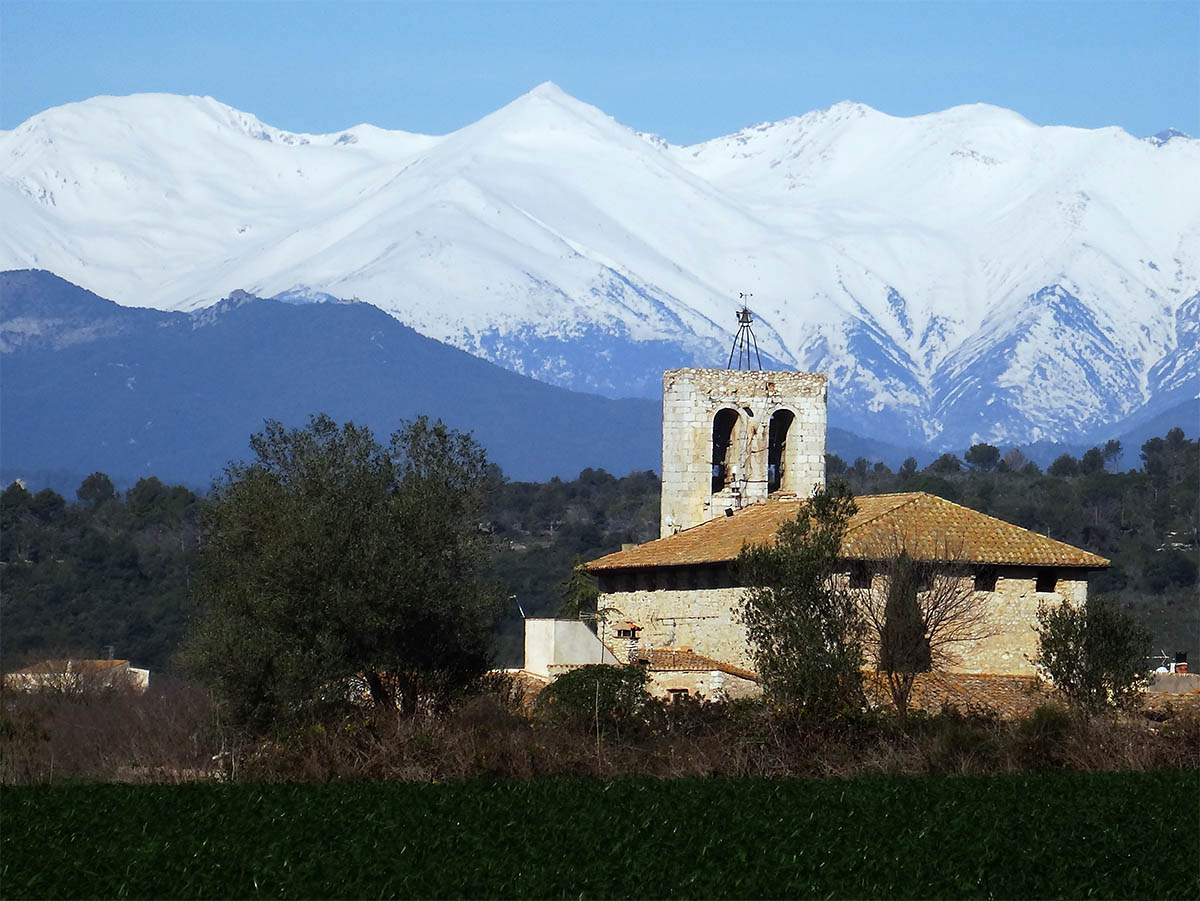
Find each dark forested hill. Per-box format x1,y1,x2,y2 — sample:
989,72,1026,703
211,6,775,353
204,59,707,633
1,270,662,486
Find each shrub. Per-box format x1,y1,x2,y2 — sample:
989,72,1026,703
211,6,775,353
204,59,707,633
1034,596,1152,714
1015,703,1074,770
535,664,652,739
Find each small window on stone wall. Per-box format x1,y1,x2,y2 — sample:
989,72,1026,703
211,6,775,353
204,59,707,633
974,566,998,593
1036,568,1058,593
849,563,872,590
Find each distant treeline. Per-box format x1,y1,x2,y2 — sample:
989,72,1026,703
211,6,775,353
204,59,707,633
2,429,1196,672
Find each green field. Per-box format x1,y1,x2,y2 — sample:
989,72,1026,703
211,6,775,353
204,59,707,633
3,771,1197,900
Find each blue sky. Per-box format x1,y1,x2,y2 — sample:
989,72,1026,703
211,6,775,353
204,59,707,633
2,1,1196,142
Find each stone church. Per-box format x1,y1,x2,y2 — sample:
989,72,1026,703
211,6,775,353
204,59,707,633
523,359,1108,699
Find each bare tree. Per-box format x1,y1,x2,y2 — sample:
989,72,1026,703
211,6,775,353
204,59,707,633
857,540,995,719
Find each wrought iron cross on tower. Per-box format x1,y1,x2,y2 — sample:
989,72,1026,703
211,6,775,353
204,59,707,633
727,293,763,370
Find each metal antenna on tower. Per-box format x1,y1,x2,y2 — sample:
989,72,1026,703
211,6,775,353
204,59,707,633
727,293,763,370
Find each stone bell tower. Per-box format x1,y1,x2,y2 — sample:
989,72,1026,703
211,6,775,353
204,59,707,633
659,307,828,535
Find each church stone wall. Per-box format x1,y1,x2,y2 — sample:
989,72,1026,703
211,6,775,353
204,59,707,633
645,670,760,701
601,585,754,672
599,566,1089,678
946,568,1088,675
660,368,827,535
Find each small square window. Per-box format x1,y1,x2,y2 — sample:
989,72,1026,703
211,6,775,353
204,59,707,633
974,566,998,592
1036,569,1058,593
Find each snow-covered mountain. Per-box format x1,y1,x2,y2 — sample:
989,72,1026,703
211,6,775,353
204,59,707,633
2,84,1196,447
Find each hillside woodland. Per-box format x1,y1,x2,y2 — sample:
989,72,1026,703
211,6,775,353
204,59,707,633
1,430,1196,672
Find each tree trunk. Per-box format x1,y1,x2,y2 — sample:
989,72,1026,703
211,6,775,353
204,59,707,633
363,670,393,709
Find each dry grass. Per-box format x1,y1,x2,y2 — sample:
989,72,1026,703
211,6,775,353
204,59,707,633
3,678,1197,785
0,679,219,784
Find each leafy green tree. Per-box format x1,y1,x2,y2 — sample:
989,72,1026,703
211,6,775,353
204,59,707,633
1034,596,1152,714
1048,454,1080,477
1144,550,1198,593
1,481,32,531
825,454,848,476
964,443,1000,472
182,414,505,730
736,483,865,717
557,555,599,619
76,472,115,507
28,488,65,523
926,453,963,474
1079,447,1106,475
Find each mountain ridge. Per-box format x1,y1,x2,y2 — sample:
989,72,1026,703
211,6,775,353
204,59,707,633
2,87,1195,449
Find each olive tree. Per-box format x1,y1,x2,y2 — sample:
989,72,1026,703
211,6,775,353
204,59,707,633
1034,596,1152,714
736,483,866,718
181,414,505,730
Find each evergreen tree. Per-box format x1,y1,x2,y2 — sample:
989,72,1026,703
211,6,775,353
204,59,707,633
182,414,505,729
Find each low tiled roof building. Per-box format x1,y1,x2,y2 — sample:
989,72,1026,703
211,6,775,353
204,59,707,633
588,492,1108,679
524,361,1109,700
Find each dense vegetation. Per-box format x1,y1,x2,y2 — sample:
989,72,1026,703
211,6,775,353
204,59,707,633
1,430,1196,673
0,476,202,670
4,772,1197,899
181,415,505,728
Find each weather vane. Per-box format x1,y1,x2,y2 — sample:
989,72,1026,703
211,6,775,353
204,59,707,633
727,293,763,370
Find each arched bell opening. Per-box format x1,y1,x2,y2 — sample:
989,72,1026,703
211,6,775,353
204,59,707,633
711,408,739,494
767,409,795,494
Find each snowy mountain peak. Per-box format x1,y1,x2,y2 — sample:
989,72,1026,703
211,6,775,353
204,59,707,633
467,80,631,143
1,90,1196,449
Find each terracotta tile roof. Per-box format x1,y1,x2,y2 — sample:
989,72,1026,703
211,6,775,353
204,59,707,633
861,671,1053,719
639,647,760,682
10,658,128,675
588,492,1109,571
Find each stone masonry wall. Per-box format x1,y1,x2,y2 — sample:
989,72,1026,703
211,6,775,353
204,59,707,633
644,670,760,701
660,368,827,535
946,568,1088,675
602,585,755,672
600,567,1089,678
